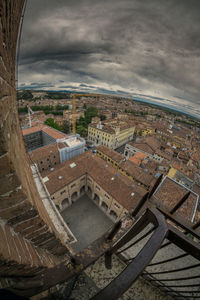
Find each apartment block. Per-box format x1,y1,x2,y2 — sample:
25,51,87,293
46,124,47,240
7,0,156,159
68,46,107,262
88,119,135,149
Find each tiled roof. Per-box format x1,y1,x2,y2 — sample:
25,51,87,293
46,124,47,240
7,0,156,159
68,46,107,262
129,142,155,155
155,149,172,161
88,155,146,210
44,154,86,195
97,145,123,163
129,152,147,165
89,119,135,134
22,124,66,140
120,160,156,187
22,125,43,135
43,152,146,211
42,127,66,140
153,177,199,222
191,148,200,163
97,146,155,187
29,143,59,161
89,123,115,134
171,160,195,180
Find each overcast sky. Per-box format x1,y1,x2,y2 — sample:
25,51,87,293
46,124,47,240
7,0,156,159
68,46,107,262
18,0,200,117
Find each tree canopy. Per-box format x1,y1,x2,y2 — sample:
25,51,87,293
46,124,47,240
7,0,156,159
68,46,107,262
45,118,62,131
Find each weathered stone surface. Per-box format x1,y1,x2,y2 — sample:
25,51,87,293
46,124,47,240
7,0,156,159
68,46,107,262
7,209,38,226
0,0,67,282
0,189,27,210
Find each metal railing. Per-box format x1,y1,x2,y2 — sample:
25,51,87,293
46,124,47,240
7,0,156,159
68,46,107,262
7,176,200,300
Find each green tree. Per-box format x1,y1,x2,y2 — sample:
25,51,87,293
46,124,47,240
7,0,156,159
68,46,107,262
76,125,87,137
75,106,98,137
17,90,33,101
30,105,53,112
78,116,87,127
84,106,98,124
56,105,69,111
62,120,71,134
99,114,106,121
18,106,28,113
45,118,62,131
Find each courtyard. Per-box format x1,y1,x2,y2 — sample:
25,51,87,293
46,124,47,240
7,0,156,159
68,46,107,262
61,194,113,252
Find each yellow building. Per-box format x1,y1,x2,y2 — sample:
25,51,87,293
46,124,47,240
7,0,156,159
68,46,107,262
135,124,153,136
88,119,135,149
96,145,155,189
168,167,177,179
167,165,193,188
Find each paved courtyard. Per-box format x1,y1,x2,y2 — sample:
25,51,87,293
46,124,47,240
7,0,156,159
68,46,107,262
61,194,113,252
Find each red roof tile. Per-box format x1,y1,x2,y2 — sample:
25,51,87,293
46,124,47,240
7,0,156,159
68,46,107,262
44,152,146,211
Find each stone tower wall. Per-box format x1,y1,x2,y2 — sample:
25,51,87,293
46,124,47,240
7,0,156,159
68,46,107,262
0,0,70,282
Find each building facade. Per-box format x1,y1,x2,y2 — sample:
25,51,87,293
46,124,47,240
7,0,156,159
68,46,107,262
88,120,135,149
42,153,146,222
96,145,155,190
25,125,86,172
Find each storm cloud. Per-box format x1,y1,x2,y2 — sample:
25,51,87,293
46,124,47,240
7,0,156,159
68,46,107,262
18,0,200,116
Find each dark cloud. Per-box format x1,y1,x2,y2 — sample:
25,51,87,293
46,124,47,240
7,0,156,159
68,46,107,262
18,0,200,116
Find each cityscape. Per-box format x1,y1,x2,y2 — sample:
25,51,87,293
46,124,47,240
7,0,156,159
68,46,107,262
0,1,200,300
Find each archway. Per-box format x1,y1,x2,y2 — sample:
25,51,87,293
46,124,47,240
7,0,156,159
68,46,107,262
80,185,85,195
94,193,100,205
87,186,92,198
71,191,78,202
110,210,118,220
101,201,108,212
62,198,69,210
56,204,60,211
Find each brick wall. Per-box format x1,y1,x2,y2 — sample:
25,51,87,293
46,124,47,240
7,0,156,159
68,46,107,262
0,0,71,284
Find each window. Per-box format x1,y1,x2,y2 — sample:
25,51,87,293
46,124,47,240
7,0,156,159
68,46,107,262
104,194,110,200
40,161,43,164
71,183,76,188
47,158,49,161
114,202,120,209
96,185,100,191
60,190,66,195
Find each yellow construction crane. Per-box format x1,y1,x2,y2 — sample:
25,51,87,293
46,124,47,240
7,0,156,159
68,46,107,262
72,92,76,134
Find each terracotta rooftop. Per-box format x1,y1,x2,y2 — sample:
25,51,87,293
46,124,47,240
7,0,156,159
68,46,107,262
29,143,59,161
152,177,199,223
120,160,156,187
89,123,115,134
96,146,155,187
128,142,155,155
22,124,66,140
22,125,43,135
96,145,124,163
43,152,146,211
155,149,172,161
171,160,195,180
88,155,146,210
42,126,66,140
89,119,135,134
129,152,147,165
44,154,86,195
